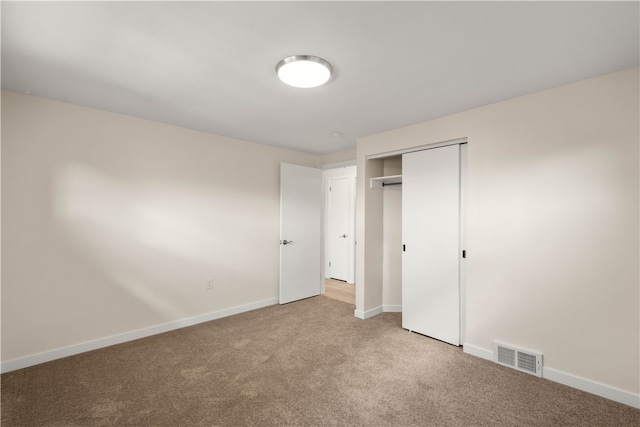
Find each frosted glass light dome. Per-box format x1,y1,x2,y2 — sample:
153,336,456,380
276,55,332,88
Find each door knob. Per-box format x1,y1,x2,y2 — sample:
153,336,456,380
282,239,294,245
340,234,347,238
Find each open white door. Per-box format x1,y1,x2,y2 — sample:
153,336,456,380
280,163,322,304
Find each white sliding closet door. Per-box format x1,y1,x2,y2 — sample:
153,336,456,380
402,144,460,345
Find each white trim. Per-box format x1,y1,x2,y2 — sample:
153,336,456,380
462,343,640,408
543,367,640,409
463,343,494,361
366,137,468,160
354,305,384,319
1,297,279,374
383,305,402,312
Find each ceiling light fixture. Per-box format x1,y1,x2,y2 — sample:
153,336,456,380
276,55,332,88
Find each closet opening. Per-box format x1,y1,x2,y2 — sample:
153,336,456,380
362,139,467,345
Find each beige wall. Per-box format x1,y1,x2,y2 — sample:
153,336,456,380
356,68,639,394
382,156,402,308
1,90,326,362
318,148,357,167
355,157,383,314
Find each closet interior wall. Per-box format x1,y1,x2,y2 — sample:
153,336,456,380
382,156,403,309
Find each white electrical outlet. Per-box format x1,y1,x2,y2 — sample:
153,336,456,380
206,279,214,290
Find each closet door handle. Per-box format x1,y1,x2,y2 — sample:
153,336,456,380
340,234,347,238
282,239,294,245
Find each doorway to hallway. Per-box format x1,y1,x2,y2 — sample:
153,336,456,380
324,278,355,305
323,165,356,285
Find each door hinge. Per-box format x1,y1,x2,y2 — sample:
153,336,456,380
462,250,466,258
403,244,406,252
329,261,331,267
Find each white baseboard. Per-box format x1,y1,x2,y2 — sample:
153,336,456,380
354,305,384,319
462,343,639,409
354,305,401,318
463,343,493,361
543,367,639,409
1,297,279,374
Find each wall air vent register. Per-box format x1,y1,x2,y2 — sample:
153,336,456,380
493,342,543,377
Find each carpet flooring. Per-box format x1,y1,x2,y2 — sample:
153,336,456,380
2,296,639,426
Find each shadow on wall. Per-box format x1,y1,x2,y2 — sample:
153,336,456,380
51,162,243,320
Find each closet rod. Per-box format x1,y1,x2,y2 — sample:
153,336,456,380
382,182,402,187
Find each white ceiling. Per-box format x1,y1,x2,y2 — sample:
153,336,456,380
2,1,638,155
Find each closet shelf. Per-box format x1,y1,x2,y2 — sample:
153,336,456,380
370,174,402,189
